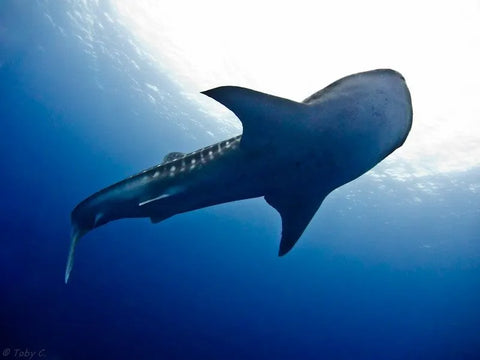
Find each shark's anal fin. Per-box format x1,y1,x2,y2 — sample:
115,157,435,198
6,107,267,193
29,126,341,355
265,189,327,256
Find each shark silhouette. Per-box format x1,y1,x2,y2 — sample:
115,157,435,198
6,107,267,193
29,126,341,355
65,69,412,283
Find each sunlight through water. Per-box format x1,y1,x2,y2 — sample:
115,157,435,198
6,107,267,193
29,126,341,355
111,0,480,181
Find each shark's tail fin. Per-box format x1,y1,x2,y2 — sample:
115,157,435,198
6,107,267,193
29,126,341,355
66,199,100,284
65,227,81,284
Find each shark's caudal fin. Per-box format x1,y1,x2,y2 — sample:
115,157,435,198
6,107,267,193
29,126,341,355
202,86,308,149
65,228,81,284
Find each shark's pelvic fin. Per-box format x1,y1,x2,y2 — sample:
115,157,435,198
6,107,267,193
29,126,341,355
265,189,326,256
139,194,170,206
150,214,173,224
139,186,185,208
202,86,308,149
162,152,185,164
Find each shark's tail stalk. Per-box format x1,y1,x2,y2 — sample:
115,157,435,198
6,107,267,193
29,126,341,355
65,227,81,284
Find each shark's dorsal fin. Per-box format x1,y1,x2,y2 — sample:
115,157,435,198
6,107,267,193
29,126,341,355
202,86,308,149
265,188,327,256
162,152,184,164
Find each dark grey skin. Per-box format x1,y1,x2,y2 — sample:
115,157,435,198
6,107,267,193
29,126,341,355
65,69,413,283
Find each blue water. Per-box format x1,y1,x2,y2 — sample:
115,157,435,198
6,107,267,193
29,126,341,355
1,2,479,359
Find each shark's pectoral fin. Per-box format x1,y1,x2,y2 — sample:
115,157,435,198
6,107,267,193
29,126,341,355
202,86,308,149
265,190,327,256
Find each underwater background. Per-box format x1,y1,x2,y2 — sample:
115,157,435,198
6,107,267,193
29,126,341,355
1,1,479,359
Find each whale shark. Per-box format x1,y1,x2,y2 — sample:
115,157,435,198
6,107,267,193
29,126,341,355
65,69,412,283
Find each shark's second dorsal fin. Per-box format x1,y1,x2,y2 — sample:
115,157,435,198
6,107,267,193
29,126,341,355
162,152,184,164
265,188,327,256
202,86,308,149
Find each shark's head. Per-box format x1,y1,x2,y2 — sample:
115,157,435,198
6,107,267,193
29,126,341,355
369,69,413,158
313,69,413,182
